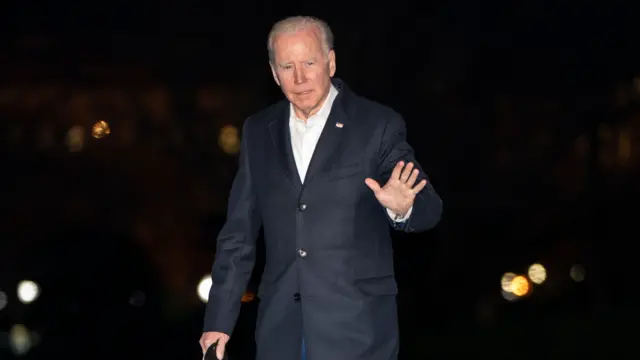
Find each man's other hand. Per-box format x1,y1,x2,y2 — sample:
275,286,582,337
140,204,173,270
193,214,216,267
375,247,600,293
199,332,230,360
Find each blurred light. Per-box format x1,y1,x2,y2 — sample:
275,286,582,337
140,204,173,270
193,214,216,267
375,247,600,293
129,290,146,307
501,272,521,302
66,125,85,152
17,281,39,304
500,272,516,292
570,264,585,282
510,275,530,297
618,131,631,164
633,76,640,94
197,275,212,303
241,292,255,303
527,263,547,285
218,125,240,155
501,290,519,302
0,290,7,310
9,324,32,356
92,120,111,139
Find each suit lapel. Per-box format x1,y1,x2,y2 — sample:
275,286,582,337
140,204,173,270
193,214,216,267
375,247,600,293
303,92,349,187
268,103,302,190
267,79,351,190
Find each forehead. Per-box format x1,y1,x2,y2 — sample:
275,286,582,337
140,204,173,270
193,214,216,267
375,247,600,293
273,28,324,62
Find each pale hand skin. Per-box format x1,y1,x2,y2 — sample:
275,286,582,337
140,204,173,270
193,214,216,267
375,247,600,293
365,161,427,216
199,332,230,360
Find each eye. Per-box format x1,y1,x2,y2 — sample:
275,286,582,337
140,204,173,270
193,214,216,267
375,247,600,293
281,65,293,70
305,61,315,66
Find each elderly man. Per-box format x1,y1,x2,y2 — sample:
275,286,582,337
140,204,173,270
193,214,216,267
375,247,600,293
200,16,443,360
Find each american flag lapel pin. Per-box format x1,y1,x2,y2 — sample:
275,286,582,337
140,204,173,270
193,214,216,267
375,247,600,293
335,122,344,128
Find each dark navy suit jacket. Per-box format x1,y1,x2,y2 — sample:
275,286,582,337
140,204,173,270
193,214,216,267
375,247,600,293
204,79,442,360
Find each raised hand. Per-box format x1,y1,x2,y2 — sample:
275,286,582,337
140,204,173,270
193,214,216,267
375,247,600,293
364,161,427,216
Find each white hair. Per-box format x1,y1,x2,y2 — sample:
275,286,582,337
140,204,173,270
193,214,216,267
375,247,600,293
267,16,334,64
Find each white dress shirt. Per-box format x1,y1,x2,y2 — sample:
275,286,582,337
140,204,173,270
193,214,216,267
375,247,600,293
288,85,411,222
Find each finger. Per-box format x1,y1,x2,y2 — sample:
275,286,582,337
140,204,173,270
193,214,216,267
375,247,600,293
406,168,419,187
216,340,227,360
202,341,213,354
364,178,382,193
390,161,404,181
199,337,209,353
400,162,414,183
412,179,428,194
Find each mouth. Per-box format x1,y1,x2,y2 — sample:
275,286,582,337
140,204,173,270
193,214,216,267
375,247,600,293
296,90,313,96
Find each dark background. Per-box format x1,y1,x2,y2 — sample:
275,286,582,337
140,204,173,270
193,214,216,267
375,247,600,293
1,1,639,358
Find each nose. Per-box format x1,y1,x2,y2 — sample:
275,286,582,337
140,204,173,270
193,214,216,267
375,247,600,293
294,67,307,85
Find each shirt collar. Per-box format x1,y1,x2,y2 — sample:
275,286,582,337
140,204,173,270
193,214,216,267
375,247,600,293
290,84,339,124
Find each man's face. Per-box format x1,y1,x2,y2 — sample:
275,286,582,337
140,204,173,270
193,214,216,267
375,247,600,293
270,27,336,120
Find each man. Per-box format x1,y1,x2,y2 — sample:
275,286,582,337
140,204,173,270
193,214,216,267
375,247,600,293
200,16,443,360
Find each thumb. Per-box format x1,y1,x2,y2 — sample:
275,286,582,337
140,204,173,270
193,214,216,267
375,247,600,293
365,178,381,193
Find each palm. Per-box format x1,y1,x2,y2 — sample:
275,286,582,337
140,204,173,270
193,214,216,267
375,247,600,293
365,161,427,215
375,180,416,211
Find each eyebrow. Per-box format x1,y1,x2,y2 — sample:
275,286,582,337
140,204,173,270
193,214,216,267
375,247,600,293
278,57,320,67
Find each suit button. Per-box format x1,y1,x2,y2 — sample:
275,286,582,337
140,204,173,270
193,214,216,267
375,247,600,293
298,203,307,212
298,249,308,258
293,293,301,302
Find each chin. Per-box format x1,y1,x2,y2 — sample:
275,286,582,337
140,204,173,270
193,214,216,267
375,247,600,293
293,99,316,110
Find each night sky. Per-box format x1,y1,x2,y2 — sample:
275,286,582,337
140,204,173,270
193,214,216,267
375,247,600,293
1,1,639,359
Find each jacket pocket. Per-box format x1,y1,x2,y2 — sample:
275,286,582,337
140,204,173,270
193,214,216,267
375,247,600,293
349,261,397,295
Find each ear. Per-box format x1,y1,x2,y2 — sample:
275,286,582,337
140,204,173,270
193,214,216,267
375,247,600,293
328,50,336,77
270,63,281,86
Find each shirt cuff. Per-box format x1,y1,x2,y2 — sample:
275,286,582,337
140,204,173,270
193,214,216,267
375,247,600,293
386,206,413,223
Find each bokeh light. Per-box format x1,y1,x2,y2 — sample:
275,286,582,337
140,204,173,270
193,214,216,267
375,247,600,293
527,263,547,284
500,272,517,292
218,125,240,154
66,125,85,152
9,324,33,356
241,291,256,303
510,275,531,297
0,290,7,310
570,264,585,282
92,120,111,139
17,280,40,304
197,275,212,303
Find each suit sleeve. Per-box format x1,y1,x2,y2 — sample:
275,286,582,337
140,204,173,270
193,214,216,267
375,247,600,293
378,113,443,233
203,119,261,335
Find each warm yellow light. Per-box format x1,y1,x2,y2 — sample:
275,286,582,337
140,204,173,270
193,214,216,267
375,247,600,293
501,272,517,292
9,324,33,356
527,263,547,284
92,120,111,139
618,131,631,163
510,275,530,297
241,292,255,303
66,125,85,152
218,125,240,154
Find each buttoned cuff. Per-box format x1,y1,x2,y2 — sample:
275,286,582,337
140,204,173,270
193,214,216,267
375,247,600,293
386,206,413,223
